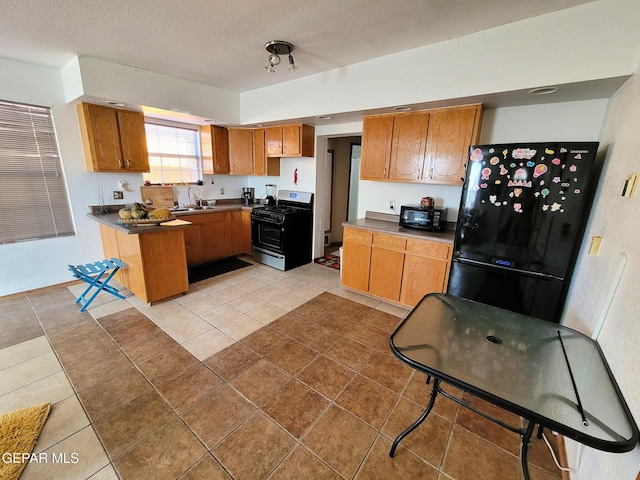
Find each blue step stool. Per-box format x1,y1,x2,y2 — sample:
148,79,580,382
68,258,126,312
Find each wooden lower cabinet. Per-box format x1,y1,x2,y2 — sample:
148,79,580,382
182,224,203,266
341,226,452,307
341,228,373,292
98,224,188,304
200,213,231,262
177,210,253,266
231,210,252,255
368,233,406,301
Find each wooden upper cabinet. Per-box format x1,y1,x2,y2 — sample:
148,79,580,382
265,124,314,158
265,127,283,157
253,128,267,175
200,125,229,175
422,104,482,185
360,104,482,185
228,128,254,175
361,112,430,181
77,103,149,172
389,112,429,181
360,115,394,179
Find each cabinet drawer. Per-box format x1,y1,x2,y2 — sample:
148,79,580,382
373,233,406,251
344,227,372,245
406,239,451,260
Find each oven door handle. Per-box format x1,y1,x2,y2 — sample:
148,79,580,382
252,217,284,227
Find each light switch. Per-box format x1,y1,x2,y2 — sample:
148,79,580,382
588,236,602,256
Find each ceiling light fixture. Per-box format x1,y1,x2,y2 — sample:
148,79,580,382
529,86,558,95
317,115,332,120
265,41,297,73
105,100,126,107
393,106,412,112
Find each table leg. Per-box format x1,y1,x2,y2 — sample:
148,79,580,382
520,420,535,480
389,378,440,457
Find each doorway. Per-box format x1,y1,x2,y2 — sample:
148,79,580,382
324,136,361,256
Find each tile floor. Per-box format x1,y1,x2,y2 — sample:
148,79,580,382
0,257,564,479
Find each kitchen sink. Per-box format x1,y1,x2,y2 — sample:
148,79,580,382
170,206,200,212
170,205,216,212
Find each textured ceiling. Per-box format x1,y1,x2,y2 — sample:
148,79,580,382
0,0,592,92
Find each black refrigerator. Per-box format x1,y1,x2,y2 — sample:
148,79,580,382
447,142,599,323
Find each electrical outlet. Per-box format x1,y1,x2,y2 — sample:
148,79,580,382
389,200,396,209
113,191,123,200
220,187,225,195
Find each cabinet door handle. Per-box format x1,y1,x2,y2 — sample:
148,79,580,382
125,158,131,169
117,157,123,168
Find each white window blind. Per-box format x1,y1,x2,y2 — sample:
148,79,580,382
0,100,75,244
143,122,201,184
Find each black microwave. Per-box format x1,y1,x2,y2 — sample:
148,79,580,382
399,205,448,232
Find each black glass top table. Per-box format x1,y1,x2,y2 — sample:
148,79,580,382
389,293,638,480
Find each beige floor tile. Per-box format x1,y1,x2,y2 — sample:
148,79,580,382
197,280,232,294
181,295,224,315
290,284,325,300
0,351,62,396
349,293,381,308
227,295,267,314
35,395,90,452
246,303,287,324
210,285,249,303
87,464,119,480
149,305,197,329
182,329,236,361
129,296,177,314
164,317,214,344
199,304,244,327
88,298,133,319
0,336,51,370
271,278,303,292
236,278,271,292
218,272,252,285
218,315,264,341
270,294,308,311
327,285,356,299
375,301,410,318
0,371,75,414
254,286,292,302
21,426,110,480
174,288,212,305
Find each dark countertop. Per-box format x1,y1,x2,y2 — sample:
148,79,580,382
88,205,254,235
343,213,455,244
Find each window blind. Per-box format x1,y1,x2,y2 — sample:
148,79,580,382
0,100,75,244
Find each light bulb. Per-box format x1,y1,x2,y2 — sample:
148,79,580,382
288,54,298,72
268,53,281,66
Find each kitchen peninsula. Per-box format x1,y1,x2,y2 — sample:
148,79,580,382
341,212,454,308
89,204,253,304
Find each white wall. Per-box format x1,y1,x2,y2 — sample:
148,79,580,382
562,70,640,480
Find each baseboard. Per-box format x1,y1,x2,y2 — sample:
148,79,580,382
0,280,82,301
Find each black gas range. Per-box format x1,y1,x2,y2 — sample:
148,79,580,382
251,190,314,271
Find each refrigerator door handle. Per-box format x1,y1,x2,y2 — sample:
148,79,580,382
453,257,564,281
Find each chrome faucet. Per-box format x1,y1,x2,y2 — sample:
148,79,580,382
188,186,200,206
